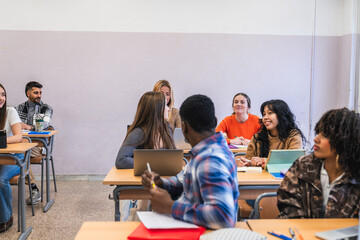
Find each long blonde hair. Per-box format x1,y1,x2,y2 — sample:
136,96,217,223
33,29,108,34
153,80,175,109
124,91,175,149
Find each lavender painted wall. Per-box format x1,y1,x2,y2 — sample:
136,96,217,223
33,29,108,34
0,30,336,175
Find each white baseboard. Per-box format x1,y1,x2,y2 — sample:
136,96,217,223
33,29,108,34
33,174,106,181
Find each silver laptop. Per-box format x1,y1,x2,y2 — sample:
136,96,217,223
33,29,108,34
173,128,191,150
133,149,184,176
315,224,358,240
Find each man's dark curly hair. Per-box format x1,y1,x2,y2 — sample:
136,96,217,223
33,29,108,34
315,107,360,180
179,94,217,133
254,99,306,157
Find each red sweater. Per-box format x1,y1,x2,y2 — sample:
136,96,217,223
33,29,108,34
216,114,261,144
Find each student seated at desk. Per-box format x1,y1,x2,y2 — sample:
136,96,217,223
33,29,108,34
278,108,360,218
153,79,181,131
0,84,23,233
142,94,239,229
216,92,260,146
115,91,175,169
237,99,305,168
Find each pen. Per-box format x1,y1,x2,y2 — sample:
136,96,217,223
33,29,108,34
294,227,304,240
267,231,292,240
245,220,253,231
146,162,156,188
289,227,296,240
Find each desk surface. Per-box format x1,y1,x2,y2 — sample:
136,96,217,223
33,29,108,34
237,171,282,185
0,142,38,153
75,221,249,240
103,167,282,186
103,167,172,185
23,130,59,137
247,218,358,240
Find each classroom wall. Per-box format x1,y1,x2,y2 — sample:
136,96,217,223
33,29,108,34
0,0,354,175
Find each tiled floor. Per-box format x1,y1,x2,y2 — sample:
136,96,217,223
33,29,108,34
1,180,114,240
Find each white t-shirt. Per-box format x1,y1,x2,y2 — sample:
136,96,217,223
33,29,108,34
320,162,344,208
3,107,21,137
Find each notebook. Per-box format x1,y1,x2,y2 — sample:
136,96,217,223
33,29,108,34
265,149,305,178
237,167,262,173
173,128,191,150
133,149,183,176
200,228,266,240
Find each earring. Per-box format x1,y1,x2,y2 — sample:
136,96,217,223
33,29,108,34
336,154,340,169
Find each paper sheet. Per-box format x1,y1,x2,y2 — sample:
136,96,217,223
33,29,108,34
137,211,199,229
237,167,262,173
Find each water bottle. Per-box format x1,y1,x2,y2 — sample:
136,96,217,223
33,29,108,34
0,130,7,148
35,119,44,132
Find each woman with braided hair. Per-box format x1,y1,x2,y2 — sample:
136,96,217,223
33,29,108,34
277,108,360,218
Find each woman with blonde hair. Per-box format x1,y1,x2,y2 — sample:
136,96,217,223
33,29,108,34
153,80,181,131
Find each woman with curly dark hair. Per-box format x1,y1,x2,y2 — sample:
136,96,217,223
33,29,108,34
277,108,360,218
238,99,305,168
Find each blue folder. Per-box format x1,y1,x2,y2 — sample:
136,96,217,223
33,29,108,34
28,131,51,134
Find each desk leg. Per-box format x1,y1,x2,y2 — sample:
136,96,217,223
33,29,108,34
43,144,54,212
19,161,32,239
112,186,146,221
113,187,121,221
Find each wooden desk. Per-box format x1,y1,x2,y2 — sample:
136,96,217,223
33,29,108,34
0,142,37,240
0,143,37,153
22,130,59,138
23,130,59,212
237,171,282,199
104,167,282,220
75,221,249,240
247,218,358,240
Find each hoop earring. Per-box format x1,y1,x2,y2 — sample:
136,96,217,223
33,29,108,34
336,154,340,169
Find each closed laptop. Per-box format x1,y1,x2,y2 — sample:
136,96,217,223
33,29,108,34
133,149,184,176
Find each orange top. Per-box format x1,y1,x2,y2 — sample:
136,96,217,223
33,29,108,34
216,114,261,144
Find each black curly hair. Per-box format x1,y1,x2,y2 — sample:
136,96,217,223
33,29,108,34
315,108,360,180
179,94,217,133
254,99,306,157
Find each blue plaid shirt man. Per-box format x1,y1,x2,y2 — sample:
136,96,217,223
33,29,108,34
162,132,239,229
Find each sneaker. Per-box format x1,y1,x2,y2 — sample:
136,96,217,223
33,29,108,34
26,188,41,205
0,215,13,233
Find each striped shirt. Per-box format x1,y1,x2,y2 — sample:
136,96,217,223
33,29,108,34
162,132,239,229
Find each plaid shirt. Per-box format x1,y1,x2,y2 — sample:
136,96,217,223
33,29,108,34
162,132,239,229
15,100,53,130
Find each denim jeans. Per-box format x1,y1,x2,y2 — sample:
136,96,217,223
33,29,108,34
0,153,23,223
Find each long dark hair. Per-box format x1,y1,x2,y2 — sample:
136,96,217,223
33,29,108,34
124,91,175,149
315,108,360,181
0,84,7,130
254,99,306,157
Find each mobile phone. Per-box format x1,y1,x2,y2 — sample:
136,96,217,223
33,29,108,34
0,130,7,149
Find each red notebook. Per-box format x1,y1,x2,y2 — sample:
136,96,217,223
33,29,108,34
127,223,206,240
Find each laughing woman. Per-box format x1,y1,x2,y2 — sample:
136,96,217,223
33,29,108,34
238,99,305,168
278,108,360,218
0,84,23,233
